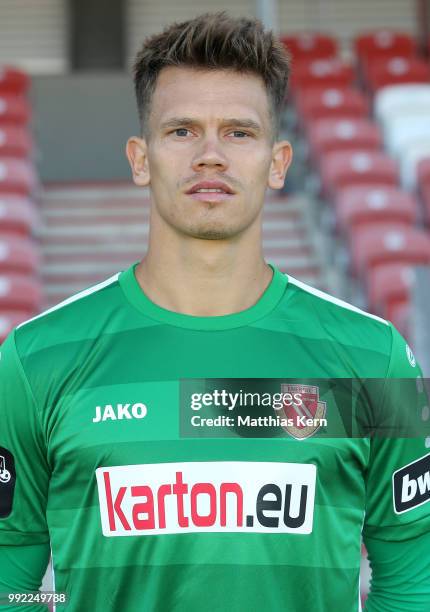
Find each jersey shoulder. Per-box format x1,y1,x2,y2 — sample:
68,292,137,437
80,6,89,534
285,275,419,377
287,274,389,326
13,271,122,357
285,274,392,362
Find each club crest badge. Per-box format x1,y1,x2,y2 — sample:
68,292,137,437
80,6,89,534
279,383,327,440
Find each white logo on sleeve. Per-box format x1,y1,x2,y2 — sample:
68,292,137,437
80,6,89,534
393,452,430,514
0,455,11,483
406,345,416,368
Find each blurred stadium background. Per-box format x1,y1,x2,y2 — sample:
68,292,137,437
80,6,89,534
1,0,430,608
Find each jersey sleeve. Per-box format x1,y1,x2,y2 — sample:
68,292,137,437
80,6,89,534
0,330,50,546
364,530,430,611
363,323,430,542
0,543,51,611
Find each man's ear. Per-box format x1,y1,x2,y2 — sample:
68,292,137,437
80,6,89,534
268,140,293,190
126,137,150,186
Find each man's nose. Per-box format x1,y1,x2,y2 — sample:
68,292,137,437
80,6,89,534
191,137,229,171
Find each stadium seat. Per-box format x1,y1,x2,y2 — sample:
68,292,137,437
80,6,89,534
366,261,417,314
366,56,430,92
290,58,355,92
0,125,32,157
374,84,430,129
307,118,382,163
295,87,369,128
0,273,42,311
281,33,337,61
355,31,417,71
418,158,430,221
400,142,430,191
0,94,31,125
421,183,430,225
417,157,430,190
0,66,30,95
0,236,40,274
0,158,37,195
389,300,410,338
0,309,33,343
384,113,430,158
350,224,430,275
319,151,399,196
335,186,417,233
0,195,37,237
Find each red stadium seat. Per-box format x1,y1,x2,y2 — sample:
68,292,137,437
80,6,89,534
290,58,355,92
351,224,430,275
0,195,38,237
0,309,34,343
422,183,430,225
417,157,430,189
296,88,369,128
417,159,430,223
307,119,382,162
281,33,337,61
335,186,417,232
0,125,32,157
366,262,417,314
0,273,42,311
388,301,410,338
319,151,399,197
0,236,40,274
0,94,31,125
0,158,37,195
0,66,30,95
355,31,416,67
366,56,430,92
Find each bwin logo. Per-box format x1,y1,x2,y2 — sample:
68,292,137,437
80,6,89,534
393,452,430,514
92,403,148,423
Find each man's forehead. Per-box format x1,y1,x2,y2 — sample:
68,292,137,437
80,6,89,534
154,64,265,88
150,66,271,129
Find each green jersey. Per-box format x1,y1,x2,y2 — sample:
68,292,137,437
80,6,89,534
1,262,429,611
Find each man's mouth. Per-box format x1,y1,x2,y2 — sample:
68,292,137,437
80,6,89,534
186,181,236,201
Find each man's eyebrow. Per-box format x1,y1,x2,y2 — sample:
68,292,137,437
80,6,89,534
222,118,262,131
160,117,262,131
160,117,197,130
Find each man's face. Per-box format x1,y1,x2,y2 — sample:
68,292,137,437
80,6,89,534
127,66,292,240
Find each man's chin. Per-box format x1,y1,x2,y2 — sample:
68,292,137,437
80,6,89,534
182,224,240,241
188,228,236,240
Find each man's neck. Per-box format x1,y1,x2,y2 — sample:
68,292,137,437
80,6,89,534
135,248,273,318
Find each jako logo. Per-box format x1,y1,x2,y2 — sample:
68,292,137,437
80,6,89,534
95,461,316,536
393,452,430,514
92,403,147,423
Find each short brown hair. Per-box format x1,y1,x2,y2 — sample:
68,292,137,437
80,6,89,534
133,12,290,139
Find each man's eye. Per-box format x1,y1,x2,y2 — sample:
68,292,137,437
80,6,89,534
231,131,249,138
174,128,190,137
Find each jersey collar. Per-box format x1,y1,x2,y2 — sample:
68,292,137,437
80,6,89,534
119,261,288,330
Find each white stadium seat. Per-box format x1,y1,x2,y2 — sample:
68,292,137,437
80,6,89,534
383,113,430,157
400,142,430,191
374,84,430,130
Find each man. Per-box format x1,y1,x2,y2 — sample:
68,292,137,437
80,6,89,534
0,12,429,612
